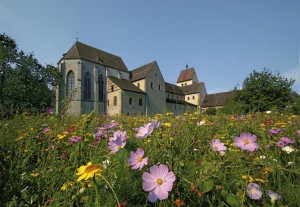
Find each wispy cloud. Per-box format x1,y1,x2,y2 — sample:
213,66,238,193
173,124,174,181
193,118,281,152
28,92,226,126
0,2,13,18
284,57,300,93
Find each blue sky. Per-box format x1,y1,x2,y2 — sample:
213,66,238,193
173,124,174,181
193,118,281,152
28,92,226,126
1,0,299,94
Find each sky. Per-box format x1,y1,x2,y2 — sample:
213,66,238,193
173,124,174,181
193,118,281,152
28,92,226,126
1,0,299,94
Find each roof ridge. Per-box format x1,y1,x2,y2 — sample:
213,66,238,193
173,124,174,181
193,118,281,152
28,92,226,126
76,41,122,59
131,60,157,72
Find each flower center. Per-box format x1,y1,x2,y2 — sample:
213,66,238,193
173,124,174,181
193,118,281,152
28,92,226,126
157,178,163,185
214,146,218,150
117,146,121,149
137,157,142,162
244,139,250,145
85,164,99,173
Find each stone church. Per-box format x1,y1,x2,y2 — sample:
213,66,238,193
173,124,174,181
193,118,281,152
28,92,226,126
55,41,208,116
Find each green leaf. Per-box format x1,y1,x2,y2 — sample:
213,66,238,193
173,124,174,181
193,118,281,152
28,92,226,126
202,179,214,193
226,194,240,207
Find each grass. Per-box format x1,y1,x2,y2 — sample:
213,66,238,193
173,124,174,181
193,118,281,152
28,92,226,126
0,111,299,206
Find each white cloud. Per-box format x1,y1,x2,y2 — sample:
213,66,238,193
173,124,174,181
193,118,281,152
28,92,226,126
284,57,300,94
0,2,13,18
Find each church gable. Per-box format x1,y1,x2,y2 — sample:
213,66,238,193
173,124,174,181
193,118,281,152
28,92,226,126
177,67,199,86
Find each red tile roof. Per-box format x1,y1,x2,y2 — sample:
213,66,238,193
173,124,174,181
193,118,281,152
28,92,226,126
177,68,197,83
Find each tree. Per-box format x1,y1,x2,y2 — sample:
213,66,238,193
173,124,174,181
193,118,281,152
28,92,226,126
235,68,295,113
0,33,59,118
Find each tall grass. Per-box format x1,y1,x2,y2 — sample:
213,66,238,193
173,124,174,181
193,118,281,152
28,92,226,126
0,111,299,206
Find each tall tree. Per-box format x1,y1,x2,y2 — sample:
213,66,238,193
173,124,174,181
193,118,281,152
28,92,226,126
236,68,295,112
0,33,18,117
0,33,59,117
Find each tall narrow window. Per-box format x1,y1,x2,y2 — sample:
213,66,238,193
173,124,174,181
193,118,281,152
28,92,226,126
98,75,104,101
114,96,117,106
139,98,143,106
67,71,75,99
129,98,132,105
84,72,91,100
111,85,114,92
159,85,161,91
137,83,140,88
151,82,153,89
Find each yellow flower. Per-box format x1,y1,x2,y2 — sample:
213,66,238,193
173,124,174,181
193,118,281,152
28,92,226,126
76,162,104,182
255,178,266,183
60,181,74,191
31,172,39,177
162,123,171,127
57,134,65,139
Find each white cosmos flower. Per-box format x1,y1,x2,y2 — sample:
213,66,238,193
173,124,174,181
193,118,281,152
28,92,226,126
282,146,295,154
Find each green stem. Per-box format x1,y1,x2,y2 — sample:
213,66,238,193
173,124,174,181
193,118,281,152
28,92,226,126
100,175,120,206
93,177,100,207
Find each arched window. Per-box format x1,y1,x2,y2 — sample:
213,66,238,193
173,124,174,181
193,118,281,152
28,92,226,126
84,72,91,100
98,75,104,101
67,70,75,99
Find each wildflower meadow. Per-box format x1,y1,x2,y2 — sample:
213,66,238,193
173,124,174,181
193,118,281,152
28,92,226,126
1,110,299,206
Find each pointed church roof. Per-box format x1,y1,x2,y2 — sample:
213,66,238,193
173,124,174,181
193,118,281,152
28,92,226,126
130,61,157,82
177,67,198,83
108,76,146,94
61,41,128,72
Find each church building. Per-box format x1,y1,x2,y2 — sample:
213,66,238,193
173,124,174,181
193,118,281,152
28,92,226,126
55,41,207,116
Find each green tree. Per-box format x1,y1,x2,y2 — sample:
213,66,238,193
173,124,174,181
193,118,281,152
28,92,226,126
0,33,59,118
236,68,295,113
0,33,18,117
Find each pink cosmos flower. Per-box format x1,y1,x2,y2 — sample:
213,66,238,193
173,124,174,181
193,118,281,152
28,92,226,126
99,122,119,130
94,129,107,139
269,128,282,135
276,137,294,148
69,136,82,144
152,119,161,128
246,183,262,200
135,123,154,139
42,128,50,134
128,148,148,170
142,164,176,202
45,107,53,115
234,133,259,152
211,139,227,153
108,130,127,153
